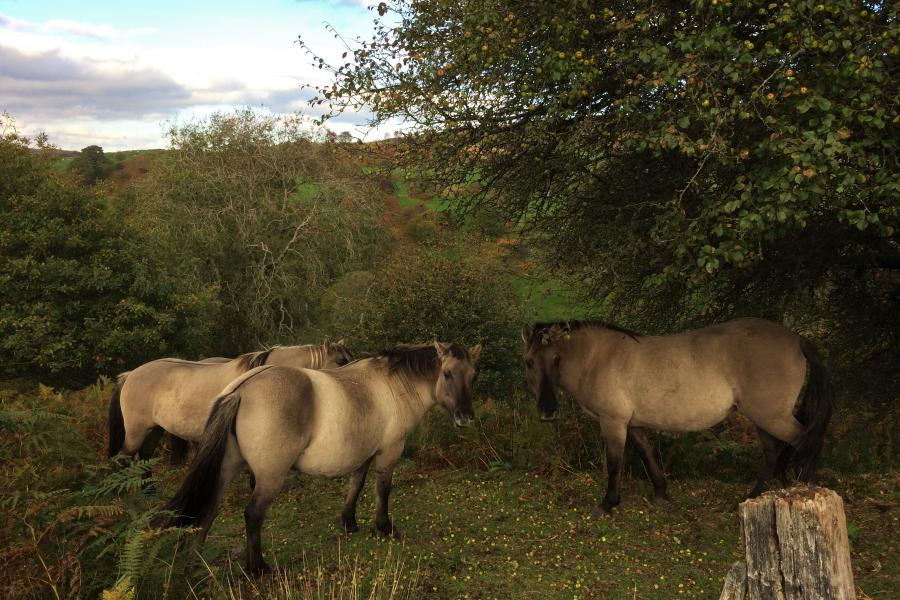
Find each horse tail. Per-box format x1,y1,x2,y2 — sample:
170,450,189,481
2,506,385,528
786,337,834,482
107,373,127,458
161,392,242,528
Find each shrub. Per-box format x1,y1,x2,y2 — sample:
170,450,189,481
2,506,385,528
327,244,522,400
0,116,218,384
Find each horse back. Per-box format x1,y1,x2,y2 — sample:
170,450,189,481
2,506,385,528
120,358,245,441
598,318,807,431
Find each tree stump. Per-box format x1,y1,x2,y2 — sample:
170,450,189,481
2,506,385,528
719,486,856,600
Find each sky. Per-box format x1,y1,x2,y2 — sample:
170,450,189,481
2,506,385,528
0,0,389,150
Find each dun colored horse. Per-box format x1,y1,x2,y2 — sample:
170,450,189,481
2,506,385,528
160,342,481,574
522,318,833,515
107,341,353,466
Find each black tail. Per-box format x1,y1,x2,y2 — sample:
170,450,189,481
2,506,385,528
107,375,126,458
785,338,834,482
161,392,242,528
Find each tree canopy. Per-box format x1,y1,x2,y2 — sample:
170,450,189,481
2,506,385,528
0,116,217,383
68,144,112,185
309,0,898,328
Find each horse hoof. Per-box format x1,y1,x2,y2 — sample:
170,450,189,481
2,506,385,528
376,523,403,539
591,505,614,519
340,517,359,533
652,491,672,503
247,561,272,576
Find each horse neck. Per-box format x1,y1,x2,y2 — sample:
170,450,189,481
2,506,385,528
387,368,437,425
555,328,617,397
269,345,324,369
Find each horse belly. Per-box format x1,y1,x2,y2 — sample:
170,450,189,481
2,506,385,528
631,386,735,432
295,436,374,478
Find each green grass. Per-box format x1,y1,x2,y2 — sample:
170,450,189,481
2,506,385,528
394,175,454,212
162,465,899,599
108,149,164,162
294,182,320,201
50,156,75,173
511,274,590,322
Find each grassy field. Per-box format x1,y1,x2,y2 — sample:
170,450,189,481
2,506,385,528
2,381,898,599
157,462,898,599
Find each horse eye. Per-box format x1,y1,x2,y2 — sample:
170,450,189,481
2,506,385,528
336,358,348,366
444,370,452,380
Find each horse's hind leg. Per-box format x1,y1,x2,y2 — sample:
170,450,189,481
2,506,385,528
341,457,373,533
243,474,287,576
627,427,669,502
749,427,788,498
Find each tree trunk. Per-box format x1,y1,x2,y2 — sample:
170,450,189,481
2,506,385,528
719,486,856,600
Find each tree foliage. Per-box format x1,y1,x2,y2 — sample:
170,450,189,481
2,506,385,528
0,115,217,383
133,110,392,353
309,0,898,322
325,246,523,398
69,144,113,185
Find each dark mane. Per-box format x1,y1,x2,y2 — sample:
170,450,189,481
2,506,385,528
237,348,274,371
372,344,469,376
528,320,642,347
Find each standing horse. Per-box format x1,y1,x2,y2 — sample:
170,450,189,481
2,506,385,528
522,318,833,515
160,342,481,574
107,341,354,467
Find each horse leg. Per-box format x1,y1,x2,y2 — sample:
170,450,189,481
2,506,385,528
749,427,788,498
374,465,402,538
754,414,803,485
594,421,627,517
627,426,669,502
341,457,373,533
137,426,165,493
243,475,286,576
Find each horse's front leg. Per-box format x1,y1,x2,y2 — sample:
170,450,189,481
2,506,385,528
340,457,373,533
373,442,403,538
594,421,627,517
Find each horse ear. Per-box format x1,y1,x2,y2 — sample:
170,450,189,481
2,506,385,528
433,341,451,359
469,343,482,363
323,338,333,349
335,338,346,347
521,325,532,345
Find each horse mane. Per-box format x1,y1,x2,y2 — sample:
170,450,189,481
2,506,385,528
372,344,469,376
528,320,642,347
237,347,275,371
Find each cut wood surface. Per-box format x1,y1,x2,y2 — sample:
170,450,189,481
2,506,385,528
720,486,856,600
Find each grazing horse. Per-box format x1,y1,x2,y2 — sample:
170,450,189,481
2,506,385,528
522,318,833,515
107,341,354,467
160,342,481,574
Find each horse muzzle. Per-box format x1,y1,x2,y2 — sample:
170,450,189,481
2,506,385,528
539,411,558,422
453,410,474,428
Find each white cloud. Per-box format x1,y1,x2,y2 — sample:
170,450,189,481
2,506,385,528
0,10,391,149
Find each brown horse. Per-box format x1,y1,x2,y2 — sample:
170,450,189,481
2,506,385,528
107,341,354,465
522,318,833,515
160,342,481,574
